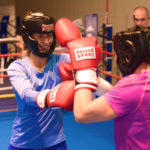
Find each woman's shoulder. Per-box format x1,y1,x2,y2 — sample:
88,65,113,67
8,57,28,70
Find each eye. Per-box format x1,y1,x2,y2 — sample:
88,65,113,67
141,18,146,21
37,34,43,38
135,19,139,22
134,18,146,22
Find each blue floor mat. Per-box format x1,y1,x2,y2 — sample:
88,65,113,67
0,111,115,150
63,112,115,150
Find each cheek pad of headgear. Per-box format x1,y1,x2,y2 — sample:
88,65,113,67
114,29,149,76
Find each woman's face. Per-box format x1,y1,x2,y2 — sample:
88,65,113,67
31,33,53,52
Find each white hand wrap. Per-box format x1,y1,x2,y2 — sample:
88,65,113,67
36,89,50,109
75,68,98,91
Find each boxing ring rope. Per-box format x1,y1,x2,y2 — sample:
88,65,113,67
0,69,7,72
98,70,122,80
0,93,15,98
0,37,121,100
0,53,22,57
0,75,8,78
0,50,120,80
0,52,22,84
0,86,13,91
54,49,121,80
0,37,20,84
0,37,18,43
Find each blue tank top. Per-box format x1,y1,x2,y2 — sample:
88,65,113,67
7,53,70,149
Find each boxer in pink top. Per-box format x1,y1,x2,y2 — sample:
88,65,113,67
71,26,150,150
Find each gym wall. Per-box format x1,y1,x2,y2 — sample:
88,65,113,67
1,0,150,84
14,0,150,84
15,0,150,34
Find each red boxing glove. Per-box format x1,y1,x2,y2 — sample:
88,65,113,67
36,80,75,111
67,37,103,91
59,62,74,81
55,18,81,47
67,37,102,69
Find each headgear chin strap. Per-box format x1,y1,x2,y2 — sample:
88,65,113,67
21,11,56,58
114,27,150,76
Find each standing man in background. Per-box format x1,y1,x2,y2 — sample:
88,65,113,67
133,6,150,27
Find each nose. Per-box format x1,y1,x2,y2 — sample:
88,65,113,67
43,37,49,43
43,37,53,45
136,20,143,26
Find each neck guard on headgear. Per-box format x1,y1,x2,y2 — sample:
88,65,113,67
114,26,150,76
21,12,56,58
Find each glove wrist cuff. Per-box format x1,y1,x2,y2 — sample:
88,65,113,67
36,89,50,109
74,68,98,91
75,83,97,92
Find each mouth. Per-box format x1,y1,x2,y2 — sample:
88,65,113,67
38,44,51,51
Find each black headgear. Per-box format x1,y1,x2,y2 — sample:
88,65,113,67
21,11,56,57
114,26,150,76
